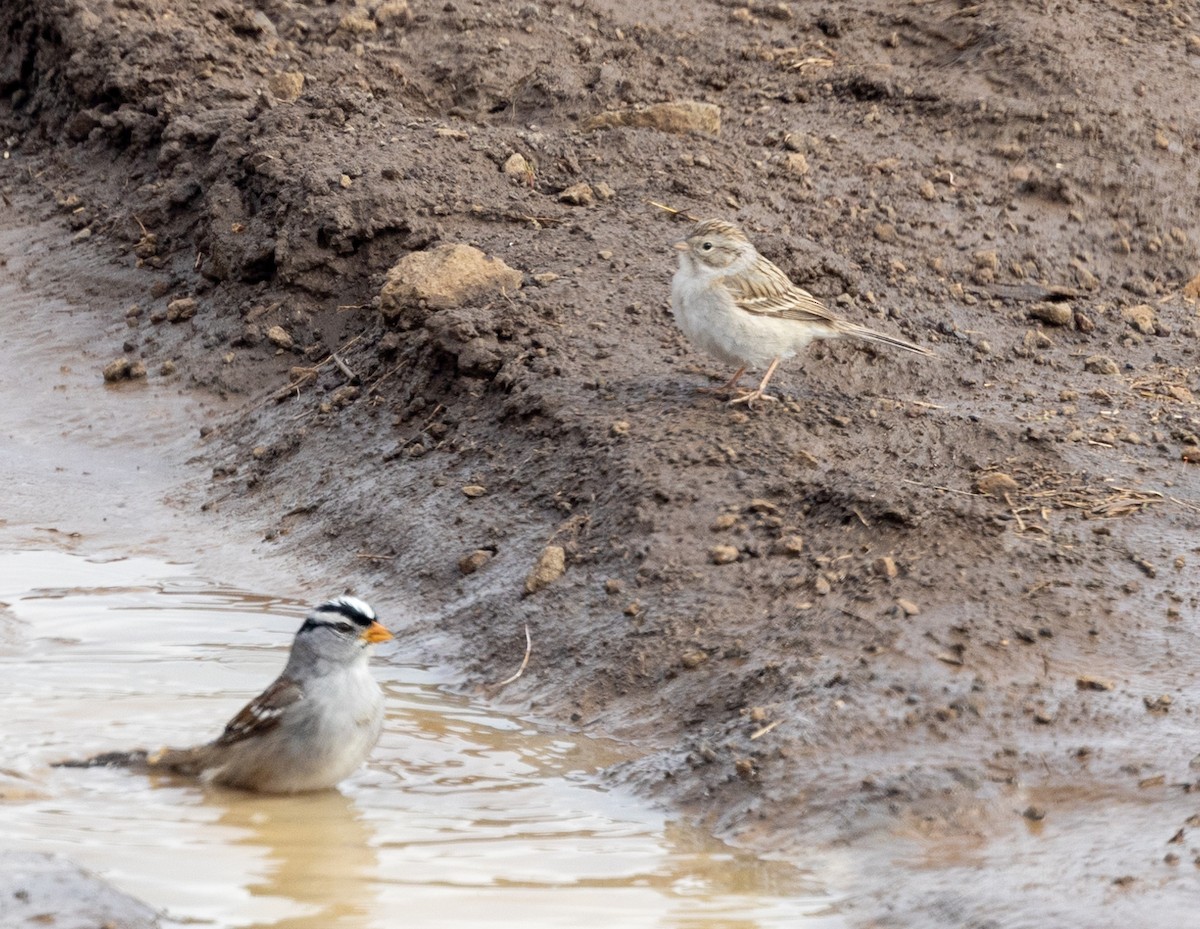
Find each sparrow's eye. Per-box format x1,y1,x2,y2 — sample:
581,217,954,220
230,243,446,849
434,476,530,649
334,622,354,634
700,241,713,251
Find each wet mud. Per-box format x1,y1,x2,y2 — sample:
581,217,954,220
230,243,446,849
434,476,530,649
3,0,1200,923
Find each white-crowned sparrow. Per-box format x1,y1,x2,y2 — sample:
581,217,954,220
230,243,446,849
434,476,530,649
57,595,393,793
671,219,931,406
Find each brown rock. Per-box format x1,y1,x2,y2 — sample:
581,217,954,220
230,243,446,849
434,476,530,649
973,250,999,271
710,513,738,531
266,325,294,350
458,549,493,575
1121,304,1157,334
582,101,721,136
681,651,708,669
102,358,132,382
380,244,522,318
1029,302,1073,326
1084,354,1120,376
166,297,197,323
266,71,305,103
709,545,740,565
1024,329,1053,351
976,472,1019,496
1071,261,1100,290
502,152,532,178
133,234,157,258
1076,675,1115,691
331,385,359,407
558,182,594,206
374,0,412,26
775,535,805,557
461,484,487,498
1183,271,1200,299
874,556,898,578
785,152,809,176
524,545,566,594
896,598,920,616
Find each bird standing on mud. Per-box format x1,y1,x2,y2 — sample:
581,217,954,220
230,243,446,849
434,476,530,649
56,596,393,793
670,219,931,406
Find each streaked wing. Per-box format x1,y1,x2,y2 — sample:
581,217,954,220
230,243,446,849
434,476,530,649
723,258,840,325
213,675,305,747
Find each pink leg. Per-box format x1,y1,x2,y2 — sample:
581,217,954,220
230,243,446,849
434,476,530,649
728,358,781,409
697,365,747,396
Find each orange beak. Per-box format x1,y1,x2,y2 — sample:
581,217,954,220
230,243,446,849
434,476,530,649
673,239,690,251
360,621,393,644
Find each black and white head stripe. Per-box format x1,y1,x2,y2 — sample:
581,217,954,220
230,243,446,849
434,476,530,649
300,595,377,633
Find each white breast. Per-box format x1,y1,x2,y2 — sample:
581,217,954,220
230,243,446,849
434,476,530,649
671,266,819,370
208,664,384,793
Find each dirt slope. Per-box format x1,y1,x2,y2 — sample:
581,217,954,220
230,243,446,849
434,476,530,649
4,0,1200,923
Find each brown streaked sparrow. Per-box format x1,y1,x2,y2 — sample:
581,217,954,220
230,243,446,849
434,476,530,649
57,596,392,793
671,219,931,406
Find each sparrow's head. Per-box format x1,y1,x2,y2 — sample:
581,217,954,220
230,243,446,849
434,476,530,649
295,595,392,664
673,219,753,272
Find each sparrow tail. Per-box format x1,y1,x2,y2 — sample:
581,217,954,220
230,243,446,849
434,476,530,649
838,322,932,356
52,749,152,770
53,746,207,777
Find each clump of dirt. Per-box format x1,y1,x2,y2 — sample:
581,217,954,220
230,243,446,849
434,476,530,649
5,0,1200,922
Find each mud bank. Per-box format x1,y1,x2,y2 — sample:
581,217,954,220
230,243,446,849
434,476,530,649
4,0,1200,923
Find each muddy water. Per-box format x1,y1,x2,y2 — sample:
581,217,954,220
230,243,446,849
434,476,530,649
0,552,839,928
0,220,841,926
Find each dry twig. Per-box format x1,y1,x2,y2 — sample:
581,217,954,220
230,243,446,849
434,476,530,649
494,625,532,687
646,200,700,222
750,719,782,741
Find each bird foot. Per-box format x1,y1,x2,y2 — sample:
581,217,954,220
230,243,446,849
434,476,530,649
728,389,778,409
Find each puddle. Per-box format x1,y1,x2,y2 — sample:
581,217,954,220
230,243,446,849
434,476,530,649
0,550,842,928
0,211,844,928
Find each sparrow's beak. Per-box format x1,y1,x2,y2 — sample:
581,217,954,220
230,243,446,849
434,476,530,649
361,621,393,644
673,239,690,251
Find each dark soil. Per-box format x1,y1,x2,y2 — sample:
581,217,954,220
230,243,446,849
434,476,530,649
5,0,1200,923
